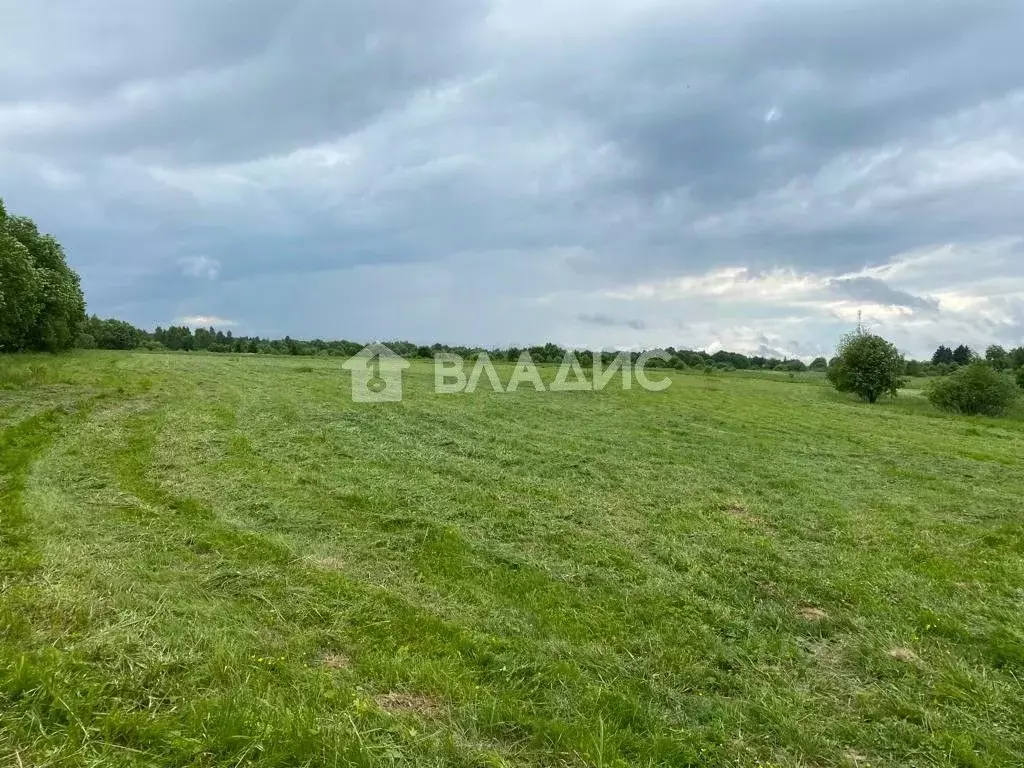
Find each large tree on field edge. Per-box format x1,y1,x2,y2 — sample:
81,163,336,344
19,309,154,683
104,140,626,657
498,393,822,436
0,198,86,352
827,330,904,403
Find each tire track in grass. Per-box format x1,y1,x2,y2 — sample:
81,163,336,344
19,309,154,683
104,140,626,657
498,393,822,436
96,403,701,766
0,398,103,581
0,396,141,767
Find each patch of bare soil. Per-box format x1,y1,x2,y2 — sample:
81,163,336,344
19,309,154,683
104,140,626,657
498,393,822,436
376,691,443,717
320,652,351,670
797,606,829,621
306,555,346,571
887,647,920,663
722,500,764,525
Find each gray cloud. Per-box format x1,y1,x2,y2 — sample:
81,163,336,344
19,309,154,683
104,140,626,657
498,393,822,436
826,277,939,313
577,313,647,331
1,0,1023,356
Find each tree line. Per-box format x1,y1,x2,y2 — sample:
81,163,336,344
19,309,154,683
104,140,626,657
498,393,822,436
0,199,86,352
76,318,1024,381
75,317,824,370
915,344,1024,374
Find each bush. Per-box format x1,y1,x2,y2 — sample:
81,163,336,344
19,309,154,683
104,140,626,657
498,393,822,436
927,362,1018,416
827,331,904,403
75,333,97,350
1016,367,1024,391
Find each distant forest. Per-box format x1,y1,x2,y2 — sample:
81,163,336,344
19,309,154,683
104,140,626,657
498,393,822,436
77,315,1023,377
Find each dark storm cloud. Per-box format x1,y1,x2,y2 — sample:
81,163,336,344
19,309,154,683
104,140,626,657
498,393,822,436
515,0,1024,197
1,0,485,163
1,0,1023,354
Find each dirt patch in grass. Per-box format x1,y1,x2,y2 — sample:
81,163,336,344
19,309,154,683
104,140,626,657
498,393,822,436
843,748,870,765
320,652,351,670
797,606,829,621
888,647,921,664
306,555,346,572
376,692,443,718
721,500,764,525
800,637,843,667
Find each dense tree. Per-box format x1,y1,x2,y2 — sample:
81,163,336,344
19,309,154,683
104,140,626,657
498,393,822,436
827,331,904,403
952,345,974,366
81,316,143,350
0,209,40,349
985,345,1009,371
711,350,751,370
778,359,807,372
1010,347,1024,371
0,199,85,352
932,345,955,365
809,357,829,372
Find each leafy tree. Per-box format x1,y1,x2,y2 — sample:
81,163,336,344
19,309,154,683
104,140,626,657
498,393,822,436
1,199,86,352
952,345,974,366
83,316,143,350
827,331,904,403
712,350,751,370
75,332,97,349
809,357,829,372
1010,347,1024,371
0,212,42,350
156,325,195,351
927,362,1018,416
1016,366,1024,391
932,345,955,365
985,345,1009,371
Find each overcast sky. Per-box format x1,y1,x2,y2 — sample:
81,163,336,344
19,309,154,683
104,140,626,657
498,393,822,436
2,0,1023,358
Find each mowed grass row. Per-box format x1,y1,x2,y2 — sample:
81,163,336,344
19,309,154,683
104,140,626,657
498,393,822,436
1,351,1022,767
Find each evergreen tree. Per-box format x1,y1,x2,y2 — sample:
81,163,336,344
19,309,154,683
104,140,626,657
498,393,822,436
932,345,955,365
952,345,974,366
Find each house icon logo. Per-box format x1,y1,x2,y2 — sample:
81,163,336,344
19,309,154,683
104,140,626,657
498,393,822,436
342,343,411,402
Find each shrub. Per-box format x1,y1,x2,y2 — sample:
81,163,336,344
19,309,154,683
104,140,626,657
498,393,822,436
927,362,1018,416
827,331,904,403
75,333,97,350
1016,367,1024,391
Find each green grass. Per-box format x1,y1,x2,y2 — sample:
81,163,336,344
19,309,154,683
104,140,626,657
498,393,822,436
1,351,1022,767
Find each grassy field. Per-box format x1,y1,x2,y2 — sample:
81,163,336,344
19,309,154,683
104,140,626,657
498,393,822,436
1,351,1022,767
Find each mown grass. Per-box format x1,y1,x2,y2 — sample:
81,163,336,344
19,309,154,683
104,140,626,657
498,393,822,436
1,351,1022,767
